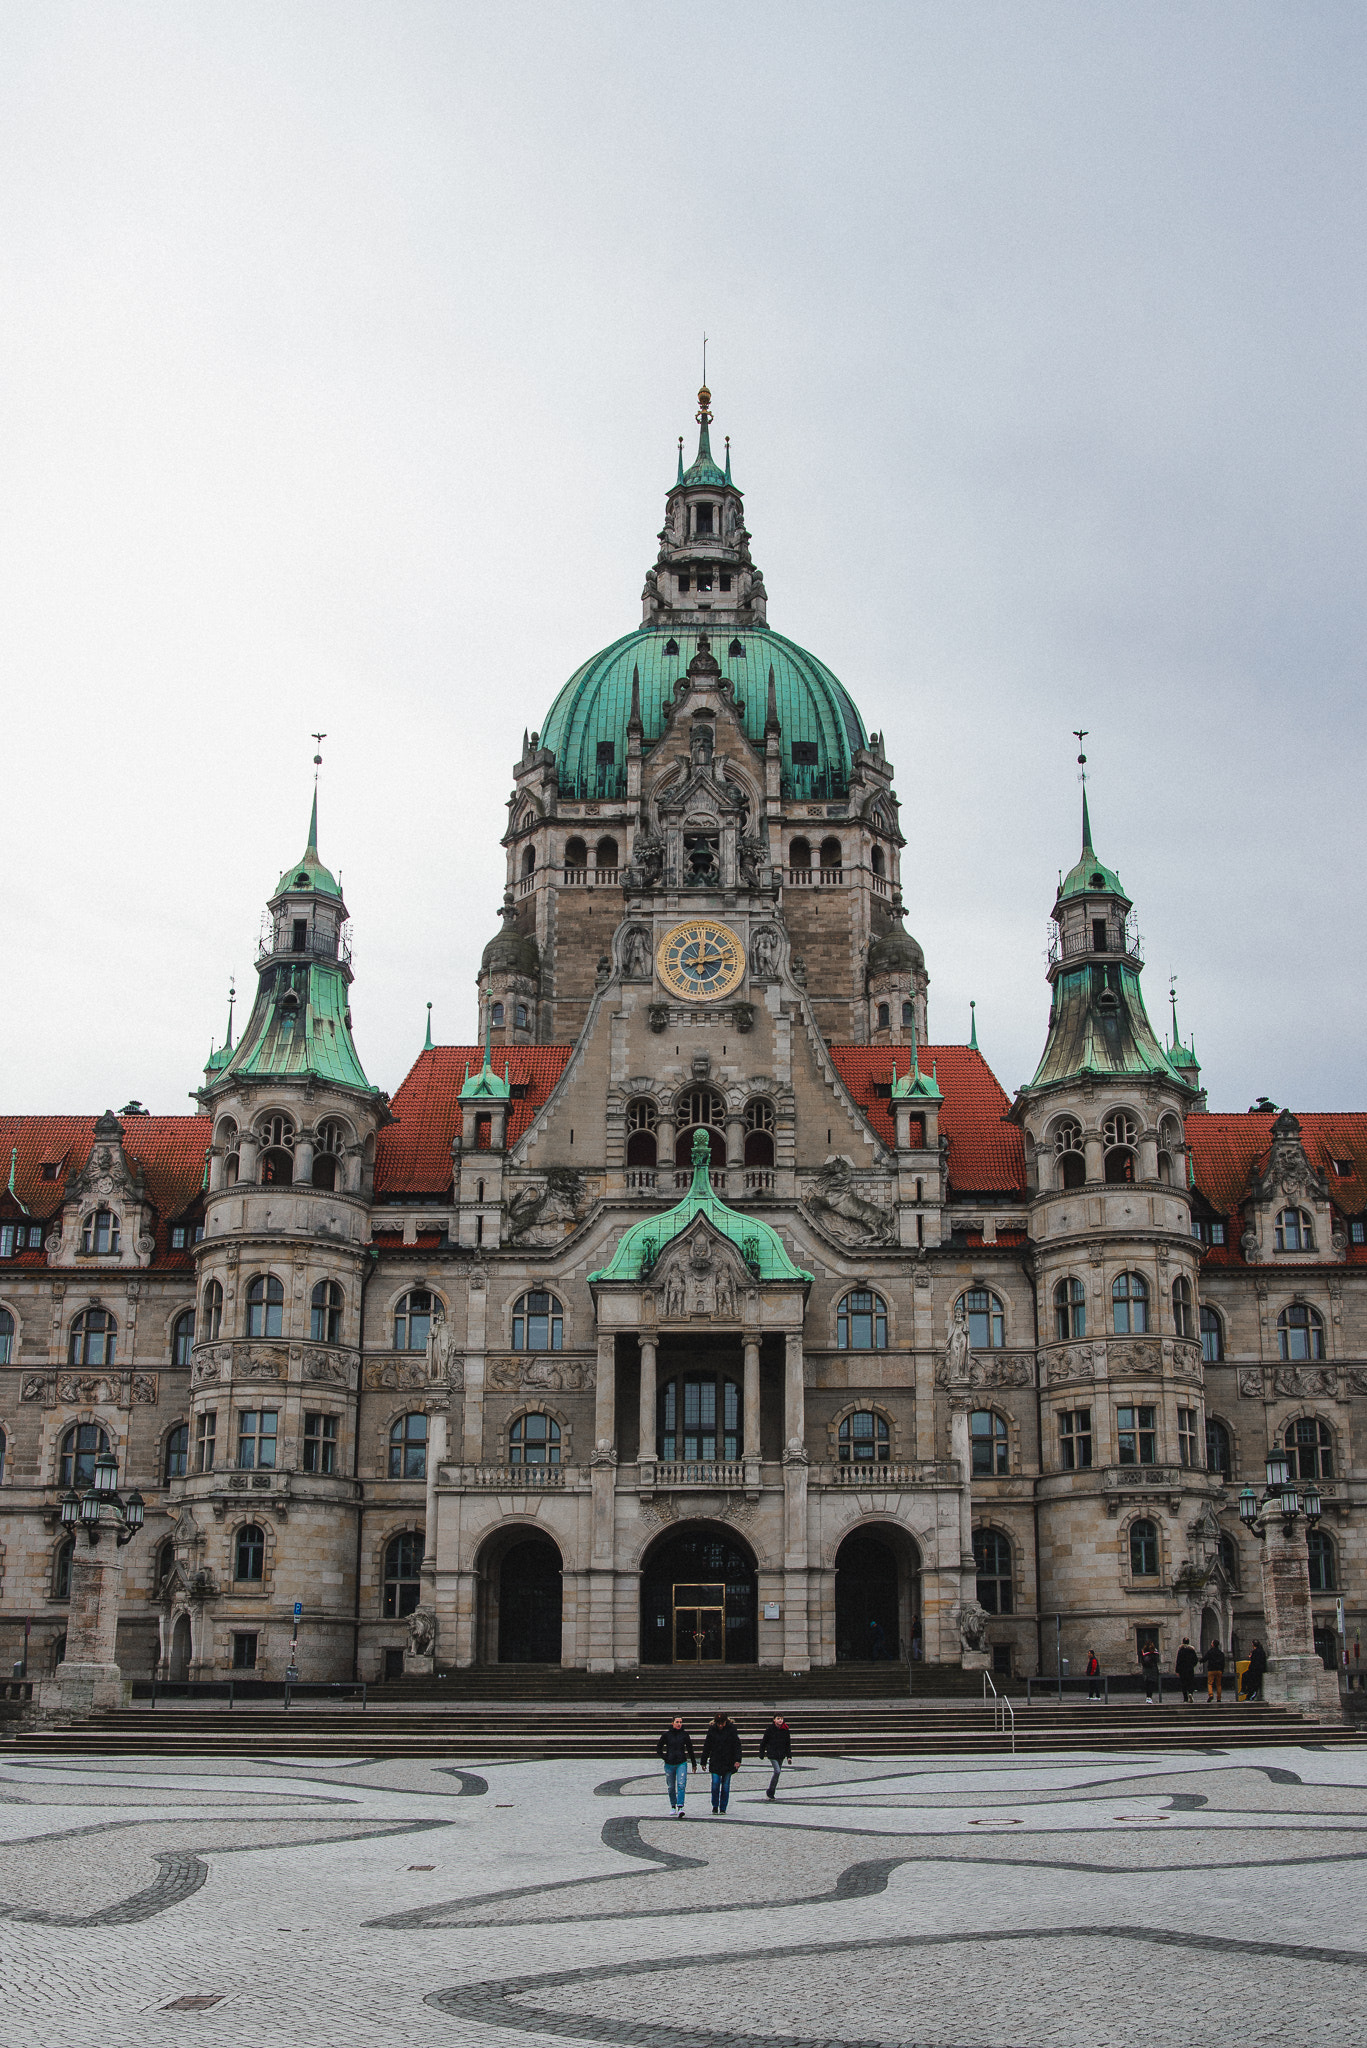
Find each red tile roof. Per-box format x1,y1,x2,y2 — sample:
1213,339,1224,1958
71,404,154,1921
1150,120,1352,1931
828,1045,1027,1195
0,1114,210,1267
1186,1110,1367,1265
375,1046,575,1197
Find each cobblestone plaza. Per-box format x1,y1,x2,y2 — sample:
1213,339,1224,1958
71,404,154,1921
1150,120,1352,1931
2,1736,1366,2047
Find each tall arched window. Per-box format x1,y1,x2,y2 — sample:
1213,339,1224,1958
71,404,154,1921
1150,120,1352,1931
202,1279,223,1341
389,1412,428,1479
172,1309,195,1366
673,1088,726,1168
1285,1416,1333,1480
1129,1518,1159,1577
595,834,619,871
68,1308,116,1366
0,1423,6,1484
246,1275,284,1338
1205,1417,1232,1479
312,1119,346,1190
1275,1208,1314,1252
393,1290,434,1350
491,1001,505,1027
788,836,811,872
1200,1305,1224,1363
1111,1272,1149,1335
837,1410,890,1463
81,1208,120,1255
234,1524,265,1582
1307,1528,1337,1593
971,1410,1009,1476
819,836,842,874
836,1290,888,1349
973,1528,1013,1613
521,844,536,877
1171,1275,1192,1338
164,1423,189,1481
743,1098,775,1167
0,1307,14,1364
1102,1111,1138,1184
1054,1277,1086,1341
657,1373,740,1463
1278,1303,1325,1361
53,1537,74,1600
625,1098,658,1166
876,1003,891,1029
383,1531,425,1617
311,1280,343,1344
59,1422,110,1488
962,1288,1005,1349
512,1291,563,1351
509,1413,561,1466
259,1114,295,1186
872,844,886,877
1053,1118,1085,1189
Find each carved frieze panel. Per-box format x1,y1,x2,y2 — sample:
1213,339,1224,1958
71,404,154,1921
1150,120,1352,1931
1047,1346,1095,1384
801,1160,897,1247
362,1359,430,1392
1237,1368,1265,1398
1271,1365,1338,1400
935,1352,1035,1390
21,1371,156,1406
487,1357,591,1393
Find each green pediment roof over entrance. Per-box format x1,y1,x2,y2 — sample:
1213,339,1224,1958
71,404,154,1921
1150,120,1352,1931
589,1130,813,1285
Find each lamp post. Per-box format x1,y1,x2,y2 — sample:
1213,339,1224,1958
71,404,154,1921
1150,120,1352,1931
1238,1449,1336,1714
42,1450,145,1721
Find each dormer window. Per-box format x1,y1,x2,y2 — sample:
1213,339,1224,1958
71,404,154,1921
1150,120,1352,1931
1274,1207,1314,1253
82,1208,120,1256
728,638,745,657
664,637,679,655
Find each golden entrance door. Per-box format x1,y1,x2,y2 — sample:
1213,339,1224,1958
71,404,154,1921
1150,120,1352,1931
672,1581,726,1662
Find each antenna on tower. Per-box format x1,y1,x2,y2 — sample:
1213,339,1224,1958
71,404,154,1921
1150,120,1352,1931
312,732,326,776
702,332,708,387
226,975,236,1051
1073,729,1089,780
1169,971,1180,1047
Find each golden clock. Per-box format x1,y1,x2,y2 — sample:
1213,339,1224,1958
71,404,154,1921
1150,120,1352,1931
655,920,746,1003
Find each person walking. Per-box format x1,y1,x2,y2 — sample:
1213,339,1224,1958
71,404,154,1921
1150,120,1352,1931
1139,1637,1160,1703
1241,1639,1267,1701
701,1711,742,1815
1203,1639,1226,1704
759,1714,792,1800
655,1715,697,1818
1174,1637,1199,1704
1085,1650,1102,1702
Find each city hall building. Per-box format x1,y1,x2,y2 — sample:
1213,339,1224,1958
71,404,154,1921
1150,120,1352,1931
1,392,1362,1687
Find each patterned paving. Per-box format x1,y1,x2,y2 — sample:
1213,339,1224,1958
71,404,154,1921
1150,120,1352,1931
1,1741,1365,2045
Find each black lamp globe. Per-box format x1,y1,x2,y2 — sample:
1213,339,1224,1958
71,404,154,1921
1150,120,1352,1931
93,1450,119,1498
124,1490,146,1532
60,1489,81,1528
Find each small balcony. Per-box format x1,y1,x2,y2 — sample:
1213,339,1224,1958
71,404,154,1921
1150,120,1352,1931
1048,914,1142,969
258,918,353,968
449,1463,566,1490
649,1460,747,1489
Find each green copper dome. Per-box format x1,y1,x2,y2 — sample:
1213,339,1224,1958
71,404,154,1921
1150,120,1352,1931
589,1130,812,1285
275,792,342,901
1057,791,1125,904
541,625,868,802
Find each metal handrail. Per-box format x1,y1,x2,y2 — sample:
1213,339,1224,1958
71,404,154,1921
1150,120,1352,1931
983,1670,1015,1753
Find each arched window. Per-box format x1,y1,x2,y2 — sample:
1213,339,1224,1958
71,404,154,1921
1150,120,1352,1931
1053,1118,1085,1189
837,1410,890,1464
393,1290,434,1350
53,1537,74,1601
743,1098,775,1167
1111,1272,1149,1335
819,836,842,874
1171,1275,1193,1338
68,1308,116,1367
383,1531,425,1617
311,1280,343,1344
491,1001,505,1027
511,1291,563,1351
0,1306,14,1365
1285,1416,1334,1480
872,844,886,878
836,1290,888,1350
172,1309,195,1367
60,1422,110,1489
876,1001,890,1029
521,845,536,877
515,1004,529,1029
234,1524,265,1582
81,1208,120,1255
901,1000,913,1026
311,1120,343,1190
389,1412,428,1479
1102,1110,1138,1183
962,1288,1005,1350
164,1423,189,1481
1307,1528,1337,1593
1129,1518,1159,1577
1205,1417,1233,1479
1200,1305,1224,1363
595,834,619,871
674,1088,726,1168
1054,1277,1086,1341
625,1098,658,1167
973,1528,1013,1614
657,1373,740,1462
789,836,811,872
1218,1531,1240,1588
246,1275,284,1339
1275,1208,1314,1252
154,1534,176,1591
970,1410,1009,1477
509,1413,561,1466
1278,1303,1325,1362
564,835,587,870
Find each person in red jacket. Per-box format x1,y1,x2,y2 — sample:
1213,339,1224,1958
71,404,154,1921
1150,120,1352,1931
1085,1650,1102,1702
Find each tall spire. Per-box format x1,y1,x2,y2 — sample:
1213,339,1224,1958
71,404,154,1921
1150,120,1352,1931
309,731,326,855
225,976,236,1051
424,1000,433,1052
969,999,978,1051
724,434,732,484
676,435,684,485
627,663,643,737
1073,729,1091,853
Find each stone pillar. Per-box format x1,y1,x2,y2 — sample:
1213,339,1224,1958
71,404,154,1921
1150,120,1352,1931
743,1339,761,1460
594,1333,617,1456
638,1337,657,1468
782,1331,809,1671
1082,1134,1103,1184
656,1119,676,1185
238,1133,260,1183
37,1541,129,1718
1258,1507,1342,1715
1138,1136,1159,1183
783,1331,805,1454
294,1137,316,1186
949,1397,987,1671
589,1332,618,1671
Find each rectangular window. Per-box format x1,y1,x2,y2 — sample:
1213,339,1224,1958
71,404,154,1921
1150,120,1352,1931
718,573,732,592
292,919,308,952
1092,919,1108,952
1210,1221,1225,1245
1178,1408,1199,1467
1059,1408,1092,1470
696,571,713,591
170,1226,187,1249
1352,1220,1366,1246
195,1410,217,1472
677,574,691,592
303,1412,337,1475
1116,1405,1157,1467
790,741,819,766
231,1632,258,1670
236,1410,278,1471
0,1224,14,1258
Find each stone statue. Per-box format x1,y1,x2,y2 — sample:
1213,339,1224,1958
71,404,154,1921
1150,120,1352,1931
951,1600,989,1654
623,926,653,979
627,829,665,889
406,1607,436,1659
426,1312,460,1382
804,1159,897,1247
942,1299,972,1385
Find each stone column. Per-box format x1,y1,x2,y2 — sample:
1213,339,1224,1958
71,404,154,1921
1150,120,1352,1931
1083,1134,1103,1184
783,1331,805,1454
638,1337,657,1469
38,1540,129,1718
781,1331,810,1671
294,1137,316,1186
743,1339,761,1460
949,1396,987,1671
594,1333,617,1456
589,1332,618,1671
656,1118,676,1186
1258,1507,1341,1714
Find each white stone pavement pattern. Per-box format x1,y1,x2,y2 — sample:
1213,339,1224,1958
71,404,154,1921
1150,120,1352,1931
2,1739,1367,2047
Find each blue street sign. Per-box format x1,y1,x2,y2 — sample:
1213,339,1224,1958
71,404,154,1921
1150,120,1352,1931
293,1601,302,1619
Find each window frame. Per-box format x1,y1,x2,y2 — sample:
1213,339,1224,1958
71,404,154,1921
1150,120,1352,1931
1054,1277,1086,1341
1177,1407,1199,1468
164,1422,189,1481
1129,1518,1160,1578
1274,1206,1314,1253
511,1290,564,1352
962,1287,1005,1351
388,1411,429,1480
245,1273,285,1339
1307,1527,1337,1593
68,1307,116,1367
1116,1403,1157,1467
81,1207,120,1256
1059,1407,1092,1470
0,1305,14,1365
1171,1275,1193,1338
393,1289,436,1351
970,1408,1010,1478
973,1527,1014,1615
59,1421,110,1489
509,1410,562,1466
235,1408,278,1472
836,1409,892,1464
234,1523,265,1583
310,1279,343,1345
1111,1271,1149,1336
196,1408,217,1473
657,1373,741,1463
1277,1302,1326,1361
836,1289,888,1351
1205,1416,1233,1479
1285,1415,1334,1481
382,1529,425,1617
303,1411,339,1475
1199,1305,1224,1363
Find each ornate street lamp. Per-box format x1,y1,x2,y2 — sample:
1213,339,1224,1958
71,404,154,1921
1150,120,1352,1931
1239,1451,1323,1539
66,1452,146,1547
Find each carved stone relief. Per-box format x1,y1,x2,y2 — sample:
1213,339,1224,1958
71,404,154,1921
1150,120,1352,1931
802,1159,896,1247
487,1358,591,1393
1271,1366,1338,1399
1047,1346,1095,1384
363,1360,430,1392
504,1170,586,1247
1237,1368,1265,1398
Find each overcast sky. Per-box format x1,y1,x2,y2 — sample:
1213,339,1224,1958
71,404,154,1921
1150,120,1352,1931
1,4,1363,1119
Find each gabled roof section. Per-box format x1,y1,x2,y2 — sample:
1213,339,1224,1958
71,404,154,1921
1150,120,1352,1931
1187,1110,1367,1265
0,1114,210,1266
589,1129,812,1284
376,1045,573,1197
829,1046,1026,1195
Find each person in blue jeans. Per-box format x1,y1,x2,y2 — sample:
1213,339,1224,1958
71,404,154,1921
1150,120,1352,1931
701,1711,742,1814
655,1716,697,1818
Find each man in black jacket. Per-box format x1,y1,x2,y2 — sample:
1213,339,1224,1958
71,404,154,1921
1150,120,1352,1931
1174,1637,1199,1704
655,1716,697,1818
1204,1640,1226,1703
701,1712,742,1815
759,1714,792,1800
1241,1640,1267,1701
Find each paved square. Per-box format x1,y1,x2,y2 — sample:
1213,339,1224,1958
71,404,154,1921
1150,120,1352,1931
2,1737,1365,2046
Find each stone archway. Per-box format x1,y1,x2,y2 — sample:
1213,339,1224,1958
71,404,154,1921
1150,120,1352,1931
474,1527,564,1665
834,1525,921,1663
169,1612,192,1681
639,1524,758,1666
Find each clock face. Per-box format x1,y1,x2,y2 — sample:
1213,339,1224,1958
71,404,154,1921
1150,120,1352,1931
656,920,746,1003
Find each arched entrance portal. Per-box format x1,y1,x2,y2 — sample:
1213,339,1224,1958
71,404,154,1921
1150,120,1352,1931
169,1612,191,1681
834,1528,920,1662
640,1526,758,1665
475,1530,564,1663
